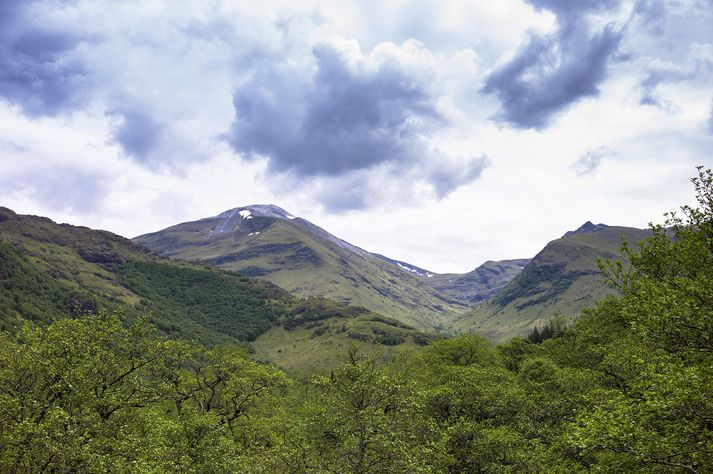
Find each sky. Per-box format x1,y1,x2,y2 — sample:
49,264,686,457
1,0,712,273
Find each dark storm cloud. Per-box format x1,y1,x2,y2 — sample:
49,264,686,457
0,0,89,117
227,43,443,177
482,0,623,129
109,108,165,162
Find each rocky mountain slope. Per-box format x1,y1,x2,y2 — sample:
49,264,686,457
454,222,651,341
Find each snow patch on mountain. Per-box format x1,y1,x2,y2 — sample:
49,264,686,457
397,262,434,278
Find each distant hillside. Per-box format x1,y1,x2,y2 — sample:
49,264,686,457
134,205,469,331
454,222,652,341
425,259,530,306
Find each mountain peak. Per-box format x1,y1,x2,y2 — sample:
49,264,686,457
216,204,297,221
563,221,608,238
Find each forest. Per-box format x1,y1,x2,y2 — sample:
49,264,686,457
0,168,711,473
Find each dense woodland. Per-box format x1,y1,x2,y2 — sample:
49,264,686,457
0,168,711,473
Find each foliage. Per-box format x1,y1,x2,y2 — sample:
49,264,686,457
0,313,287,473
526,312,569,344
118,261,288,344
570,167,713,472
424,333,498,367
270,347,441,473
0,243,95,330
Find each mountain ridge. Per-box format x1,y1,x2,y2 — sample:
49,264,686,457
133,204,471,331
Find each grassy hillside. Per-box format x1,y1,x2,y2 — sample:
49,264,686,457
453,223,651,341
134,205,467,331
252,298,440,373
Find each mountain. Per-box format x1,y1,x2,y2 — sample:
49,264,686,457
424,259,530,306
0,206,438,371
0,205,657,356
453,222,652,341
133,205,470,331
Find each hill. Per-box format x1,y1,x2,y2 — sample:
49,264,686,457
453,222,651,340
0,206,294,345
133,205,469,331
252,297,441,372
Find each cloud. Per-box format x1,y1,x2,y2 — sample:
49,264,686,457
638,44,713,107
481,0,623,129
226,39,489,210
0,138,27,154
228,41,443,176
526,0,621,20
638,60,695,106
427,154,491,199
109,107,166,163
105,97,213,169
709,99,713,133
298,152,490,212
571,147,614,176
633,0,667,34
0,0,90,117
314,175,370,211
0,165,109,214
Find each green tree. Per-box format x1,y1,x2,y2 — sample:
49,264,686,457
276,347,440,473
424,333,498,368
0,312,289,473
570,167,713,472
0,313,189,472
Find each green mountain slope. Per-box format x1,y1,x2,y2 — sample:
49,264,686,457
0,207,293,345
454,222,651,341
133,205,468,331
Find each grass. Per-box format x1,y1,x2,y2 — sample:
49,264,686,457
253,308,440,373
